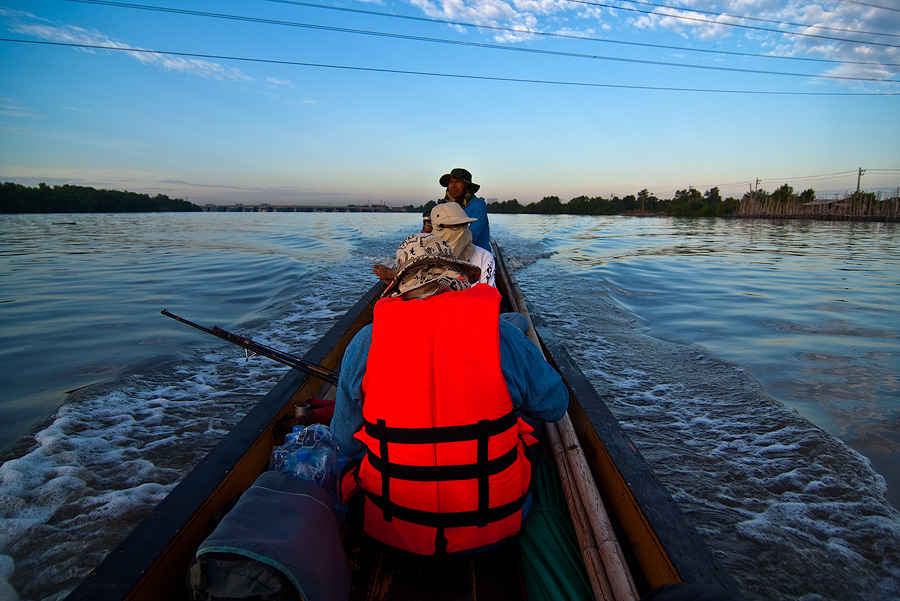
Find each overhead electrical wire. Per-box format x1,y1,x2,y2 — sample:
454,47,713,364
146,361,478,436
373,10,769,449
658,169,897,198
577,0,900,39
69,0,900,54
565,0,900,48
256,0,900,69
54,1,900,84
762,170,862,183
2,37,897,96
836,0,900,12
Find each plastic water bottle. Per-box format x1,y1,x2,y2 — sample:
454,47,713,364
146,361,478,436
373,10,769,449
308,446,329,487
292,449,312,481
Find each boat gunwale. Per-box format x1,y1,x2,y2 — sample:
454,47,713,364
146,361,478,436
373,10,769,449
63,281,384,601
492,239,741,598
531,313,742,596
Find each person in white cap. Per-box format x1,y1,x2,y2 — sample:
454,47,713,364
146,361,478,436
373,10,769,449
372,203,495,287
332,232,567,556
429,202,495,287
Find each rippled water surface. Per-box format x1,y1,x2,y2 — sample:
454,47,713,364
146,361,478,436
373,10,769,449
0,212,897,601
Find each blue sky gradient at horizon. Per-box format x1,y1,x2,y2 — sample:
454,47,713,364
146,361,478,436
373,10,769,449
1,0,898,206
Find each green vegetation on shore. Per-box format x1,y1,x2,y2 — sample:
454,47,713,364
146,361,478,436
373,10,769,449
485,185,822,217
407,185,820,218
13,181,889,220
0,182,202,213
486,187,742,217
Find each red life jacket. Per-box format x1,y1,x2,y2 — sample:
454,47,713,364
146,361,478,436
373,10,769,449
354,284,533,555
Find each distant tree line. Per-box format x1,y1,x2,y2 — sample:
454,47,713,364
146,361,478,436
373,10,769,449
0,182,202,213
407,184,818,218
486,184,817,218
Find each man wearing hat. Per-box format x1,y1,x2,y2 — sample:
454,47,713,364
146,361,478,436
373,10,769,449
430,201,495,287
439,168,491,251
372,202,495,287
332,233,568,556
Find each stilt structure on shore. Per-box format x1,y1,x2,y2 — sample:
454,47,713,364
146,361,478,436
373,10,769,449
735,190,899,221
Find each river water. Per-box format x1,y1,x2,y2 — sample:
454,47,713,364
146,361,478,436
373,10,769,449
0,212,897,601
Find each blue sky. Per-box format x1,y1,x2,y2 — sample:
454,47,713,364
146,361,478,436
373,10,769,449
1,0,898,206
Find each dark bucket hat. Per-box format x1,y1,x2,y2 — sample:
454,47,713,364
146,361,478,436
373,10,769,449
439,168,480,194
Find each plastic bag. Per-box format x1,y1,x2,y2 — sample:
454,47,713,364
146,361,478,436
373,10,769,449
270,424,347,516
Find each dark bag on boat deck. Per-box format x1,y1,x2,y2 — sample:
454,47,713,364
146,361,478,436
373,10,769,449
188,470,351,601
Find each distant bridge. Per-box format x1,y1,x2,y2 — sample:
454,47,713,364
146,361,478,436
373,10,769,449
202,203,408,213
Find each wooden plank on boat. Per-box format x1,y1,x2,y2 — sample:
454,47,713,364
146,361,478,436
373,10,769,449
531,314,740,595
491,239,739,597
495,245,637,601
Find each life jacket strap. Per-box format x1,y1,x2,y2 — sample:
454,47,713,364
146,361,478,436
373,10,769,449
362,411,521,527
364,489,528,530
362,411,517,444
376,418,391,522
477,419,491,527
364,446,518,482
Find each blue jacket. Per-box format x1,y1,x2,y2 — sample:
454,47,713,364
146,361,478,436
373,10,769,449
332,318,568,460
462,196,491,251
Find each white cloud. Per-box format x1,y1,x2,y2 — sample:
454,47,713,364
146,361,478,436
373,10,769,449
409,0,573,42
4,10,252,82
631,7,737,40
771,2,900,80
127,50,251,81
447,0,900,82
0,97,40,119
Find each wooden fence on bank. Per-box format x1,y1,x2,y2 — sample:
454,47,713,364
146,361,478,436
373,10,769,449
735,191,899,221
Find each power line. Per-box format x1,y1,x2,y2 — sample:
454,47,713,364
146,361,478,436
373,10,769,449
580,0,900,39
761,171,860,183
257,0,900,69
661,175,891,195
566,0,900,48
686,169,900,196
52,1,900,83
837,0,900,12
3,37,897,96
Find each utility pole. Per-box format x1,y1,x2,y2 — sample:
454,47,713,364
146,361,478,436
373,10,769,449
856,167,866,194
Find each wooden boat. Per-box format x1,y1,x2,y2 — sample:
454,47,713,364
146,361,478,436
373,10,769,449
64,241,742,601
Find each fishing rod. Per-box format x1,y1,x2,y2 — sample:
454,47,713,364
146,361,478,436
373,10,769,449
161,310,339,386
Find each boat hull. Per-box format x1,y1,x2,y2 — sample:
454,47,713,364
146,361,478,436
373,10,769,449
64,243,741,601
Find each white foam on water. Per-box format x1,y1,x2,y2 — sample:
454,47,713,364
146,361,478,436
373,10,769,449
0,272,369,601
0,555,20,601
515,262,900,601
0,215,381,600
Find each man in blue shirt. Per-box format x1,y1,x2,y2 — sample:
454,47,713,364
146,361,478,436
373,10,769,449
439,168,491,251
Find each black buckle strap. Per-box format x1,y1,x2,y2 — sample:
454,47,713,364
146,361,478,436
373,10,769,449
435,526,447,555
364,489,528,530
365,446,518,482
477,419,490,527
363,411,517,444
376,418,391,522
